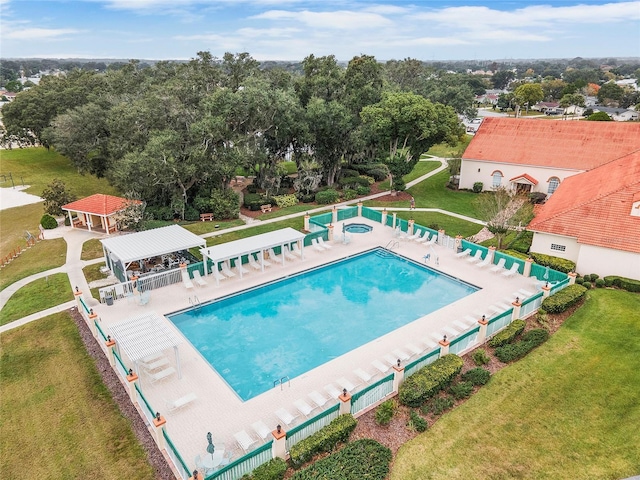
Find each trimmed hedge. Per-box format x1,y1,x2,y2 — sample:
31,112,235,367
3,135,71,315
461,367,491,386
40,214,58,229
603,275,640,293
272,194,298,208
488,319,525,348
241,458,287,480
541,284,587,314
529,252,576,273
495,328,549,363
290,439,391,480
288,414,357,469
315,189,340,205
398,354,463,407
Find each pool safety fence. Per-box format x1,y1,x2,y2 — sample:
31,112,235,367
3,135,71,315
448,326,480,356
461,240,489,261
520,292,544,319
486,309,514,337
311,212,333,226
494,251,525,274
163,428,191,480
78,295,91,315
551,277,570,295
94,319,108,342
337,206,358,222
134,383,157,426
350,374,394,415
385,213,395,228
205,441,273,480
361,206,382,223
286,404,341,452
113,350,129,383
405,349,440,377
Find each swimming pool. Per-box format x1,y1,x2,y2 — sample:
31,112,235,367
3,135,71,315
169,248,478,401
344,223,373,233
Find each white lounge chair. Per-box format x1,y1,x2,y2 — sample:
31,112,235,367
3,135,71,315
192,270,208,287
149,367,176,383
317,237,332,250
252,420,272,440
392,349,411,361
293,399,314,417
518,288,535,298
353,368,373,383
268,248,282,263
234,430,258,452
336,377,356,392
372,359,391,374
141,355,169,372
211,265,227,282
424,236,437,246
312,238,325,252
237,262,250,275
181,269,194,289
275,407,298,426
455,248,472,259
405,343,423,356
247,254,264,270
308,390,329,408
502,263,520,278
489,258,507,273
291,243,303,258
324,383,342,399
406,230,422,241
476,257,492,268
165,392,197,412
283,245,296,261
415,231,431,243
383,353,400,367
220,262,237,278
467,250,483,263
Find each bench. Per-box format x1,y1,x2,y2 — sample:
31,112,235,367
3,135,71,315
200,213,214,221
260,204,272,213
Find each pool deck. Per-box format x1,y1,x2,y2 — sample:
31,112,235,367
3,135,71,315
94,218,540,466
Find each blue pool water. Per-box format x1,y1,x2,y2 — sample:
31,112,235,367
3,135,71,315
344,223,373,233
169,248,478,401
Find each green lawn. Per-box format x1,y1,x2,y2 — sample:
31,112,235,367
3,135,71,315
205,217,306,246
391,289,640,480
0,238,67,291
0,273,73,326
425,136,471,158
81,238,105,260
395,211,483,239
0,313,155,479
378,161,442,190
0,202,47,256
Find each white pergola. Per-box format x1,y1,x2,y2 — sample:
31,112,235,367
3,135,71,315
109,311,184,378
201,227,307,284
101,224,206,276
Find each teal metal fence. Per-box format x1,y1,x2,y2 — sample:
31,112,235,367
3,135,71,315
493,251,525,273
113,350,129,382
337,206,358,221
163,428,191,480
350,374,394,415
78,296,91,315
461,240,488,260
207,441,273,480
285,404,340,451
486,309,513,337
520,292,544,318
448,326,480,355
405,349,440,378
134,383,156,425
361,207,382,223
311,212,333,226
550,277,570,295
385,214,394,228
94,320,108,342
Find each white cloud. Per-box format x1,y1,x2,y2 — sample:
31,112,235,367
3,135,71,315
252,9,393,30
4,27,81,41
236,27,302,38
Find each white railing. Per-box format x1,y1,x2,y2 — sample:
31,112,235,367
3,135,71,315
98,268,184,302
520,292,544,318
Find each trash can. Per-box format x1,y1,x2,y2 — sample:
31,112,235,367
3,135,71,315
105,294,114,306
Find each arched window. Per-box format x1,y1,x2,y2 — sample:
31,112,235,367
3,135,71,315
548,177,560,194
492,171,503,188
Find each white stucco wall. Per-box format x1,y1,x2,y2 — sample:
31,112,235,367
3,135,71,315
459,159,583,194
576,244,640,280
530,232,581,263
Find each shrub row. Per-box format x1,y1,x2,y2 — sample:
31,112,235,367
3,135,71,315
541,284,587,314
290,439,391,480
529,252,576,273
272,194,298,208
488,319,526,348
241,458,287,480
398,354,463,407
461,367,491,386
315,189,340,205
288,414,357,468
604,275,640,293
494,329,549,363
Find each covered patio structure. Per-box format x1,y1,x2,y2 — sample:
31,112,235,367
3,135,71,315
101,224,206,282
201,227,306,284
62,194,137,235
109,311,184,378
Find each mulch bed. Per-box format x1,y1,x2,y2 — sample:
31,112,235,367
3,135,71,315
69,308,175,480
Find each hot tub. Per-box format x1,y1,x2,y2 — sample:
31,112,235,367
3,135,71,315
344,223,373,234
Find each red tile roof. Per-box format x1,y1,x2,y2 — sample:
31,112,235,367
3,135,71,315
463,118,640,171
527,151,640,253
509,173,538,185
62,194,133,216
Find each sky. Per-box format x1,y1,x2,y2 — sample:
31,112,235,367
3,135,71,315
1,0,639,62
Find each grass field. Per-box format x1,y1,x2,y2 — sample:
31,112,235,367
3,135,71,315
0,273,73,326
395,211,483,239
0,313,155,479
81,238,104,260
0,238,67,291
205,216,306,247
425,136,472,158
391,289,640,480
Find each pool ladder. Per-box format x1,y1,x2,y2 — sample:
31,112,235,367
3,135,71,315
274,376,290,390
189,295,202,311
384,240,399,251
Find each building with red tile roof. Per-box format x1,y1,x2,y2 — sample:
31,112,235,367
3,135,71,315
528,151,640,279
459,118,640,196
62,194,140,235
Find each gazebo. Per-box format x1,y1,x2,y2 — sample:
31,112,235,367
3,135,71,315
109,311,183,378
62,194,138,235
201,227,306,284
101,224,206,282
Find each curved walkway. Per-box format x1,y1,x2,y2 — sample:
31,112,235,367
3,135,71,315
0,156,488,333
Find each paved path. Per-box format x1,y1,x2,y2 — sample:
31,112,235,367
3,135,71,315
0,156,488,333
